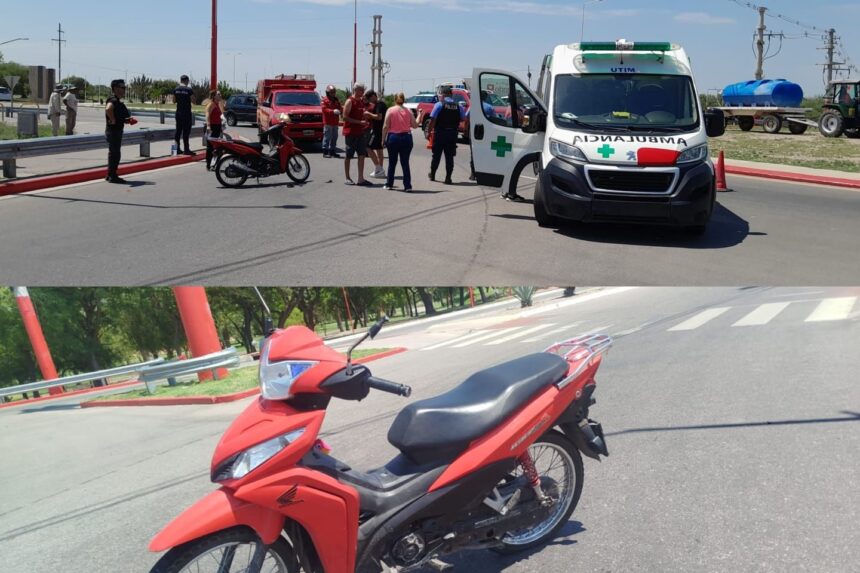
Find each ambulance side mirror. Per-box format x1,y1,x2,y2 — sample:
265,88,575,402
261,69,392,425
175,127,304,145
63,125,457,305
704,109,725,138
521,108,547,134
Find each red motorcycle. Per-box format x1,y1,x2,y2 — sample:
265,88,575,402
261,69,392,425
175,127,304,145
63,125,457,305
210,122,310,188
148,316,612,573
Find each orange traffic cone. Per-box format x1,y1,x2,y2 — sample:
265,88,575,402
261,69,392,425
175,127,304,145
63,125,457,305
715,150,731,192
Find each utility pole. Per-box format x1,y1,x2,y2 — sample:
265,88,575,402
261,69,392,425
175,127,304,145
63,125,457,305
52,23,66,85
818,29,847,88
371,15,383,94
754,7,766,80
353,0,357,88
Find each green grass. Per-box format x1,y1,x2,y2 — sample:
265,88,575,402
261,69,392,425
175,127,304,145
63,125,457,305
0,121,55,140
89,348,394,401
710,126,860,173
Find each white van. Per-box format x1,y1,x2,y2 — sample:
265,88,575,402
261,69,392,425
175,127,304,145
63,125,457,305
470,40,725,234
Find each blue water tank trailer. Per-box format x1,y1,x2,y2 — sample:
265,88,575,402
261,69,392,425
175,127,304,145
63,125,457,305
722,79,804,107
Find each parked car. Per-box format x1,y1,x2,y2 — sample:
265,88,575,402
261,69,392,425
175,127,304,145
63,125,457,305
404,92,437,118
0,86,13,102
224,93,258,126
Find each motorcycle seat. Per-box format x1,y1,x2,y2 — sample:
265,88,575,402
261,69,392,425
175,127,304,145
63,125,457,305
388,353,569,466
232,140,264,151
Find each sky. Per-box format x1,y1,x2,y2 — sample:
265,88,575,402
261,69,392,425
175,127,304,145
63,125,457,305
1,0,859,97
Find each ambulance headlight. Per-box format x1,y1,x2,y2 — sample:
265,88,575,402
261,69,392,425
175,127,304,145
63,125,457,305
550,140,587,163
677,143,708,164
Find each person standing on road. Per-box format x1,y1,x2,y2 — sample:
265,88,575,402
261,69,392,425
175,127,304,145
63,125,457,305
63,86,79,135
428,86,466,184
321,85,342,158
47,86,63,136
205,90,225,171
173,75,196,155
382,92,422,192
104,79,137,184
342,82,373,186
364,90,388,179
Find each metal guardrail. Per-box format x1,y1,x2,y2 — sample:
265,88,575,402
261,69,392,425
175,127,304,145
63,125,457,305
139,348,240,394
0,125,205,178
0,358,166,399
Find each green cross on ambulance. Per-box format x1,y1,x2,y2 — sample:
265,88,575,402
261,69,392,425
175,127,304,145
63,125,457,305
470,40,726,234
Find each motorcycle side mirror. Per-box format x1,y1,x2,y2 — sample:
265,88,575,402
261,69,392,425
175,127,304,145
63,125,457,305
368,315,389,339
705,108,726,138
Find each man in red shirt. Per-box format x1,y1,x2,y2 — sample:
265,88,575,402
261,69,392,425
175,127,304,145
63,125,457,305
321,85,342,158
342,83,373,186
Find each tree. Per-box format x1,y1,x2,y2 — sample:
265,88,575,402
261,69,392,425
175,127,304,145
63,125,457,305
129,74,153,103
415,287,437,316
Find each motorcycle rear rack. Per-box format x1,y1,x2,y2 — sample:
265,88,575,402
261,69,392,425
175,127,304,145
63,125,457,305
544,334,613,390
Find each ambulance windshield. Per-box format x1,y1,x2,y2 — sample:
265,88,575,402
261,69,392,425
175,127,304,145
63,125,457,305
554,74,699,131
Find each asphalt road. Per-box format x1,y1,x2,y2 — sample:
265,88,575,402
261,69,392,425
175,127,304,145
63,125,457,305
0,123,858,285
1,287,858,572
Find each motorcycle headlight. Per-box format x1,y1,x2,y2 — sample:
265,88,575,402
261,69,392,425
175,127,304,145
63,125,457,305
258,340,316,400
212,428,305,482
549,139,587,163
676,143,708,164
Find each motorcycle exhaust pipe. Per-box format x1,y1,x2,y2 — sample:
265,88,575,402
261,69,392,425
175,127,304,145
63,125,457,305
230,162,261,177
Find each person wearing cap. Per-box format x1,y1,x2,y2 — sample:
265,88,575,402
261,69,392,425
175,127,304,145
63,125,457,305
321,85,342,158
173,75,196,155
428,85,466,184
62,86,79,135
48,86,63,136
104,79,138,184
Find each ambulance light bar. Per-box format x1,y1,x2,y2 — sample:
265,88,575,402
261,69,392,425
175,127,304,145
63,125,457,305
580,41,672,52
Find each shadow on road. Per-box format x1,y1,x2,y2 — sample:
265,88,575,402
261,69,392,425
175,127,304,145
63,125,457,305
18,404,81,414
18,194,306,210
423,520,585,572
552,202,757,249
606,411,860,437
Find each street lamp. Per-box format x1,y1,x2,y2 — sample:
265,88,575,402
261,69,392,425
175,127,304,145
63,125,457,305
226,52,242,88
0,37,29,46
580,0,604,43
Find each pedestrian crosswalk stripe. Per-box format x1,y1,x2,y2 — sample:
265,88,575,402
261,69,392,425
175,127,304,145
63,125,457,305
421,329,494,351
520,322,583,343
805,297,856,322
668,308,730,331
452,327,522,348
732,302,791,326
486,324,557,345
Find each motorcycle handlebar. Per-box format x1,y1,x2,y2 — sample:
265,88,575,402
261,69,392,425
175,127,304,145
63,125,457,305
367,376,411,398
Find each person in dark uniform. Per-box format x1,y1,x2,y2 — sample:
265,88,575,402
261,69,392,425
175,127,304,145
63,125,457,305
104,79,137,183
173,75,196,155
428,86,466,184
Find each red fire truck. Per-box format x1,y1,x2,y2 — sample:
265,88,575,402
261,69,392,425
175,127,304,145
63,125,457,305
256,75,324,143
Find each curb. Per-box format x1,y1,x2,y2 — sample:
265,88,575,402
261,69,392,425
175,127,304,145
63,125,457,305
724,164,860,190
0,379,141,410
0,151,205,197
80,347,409,408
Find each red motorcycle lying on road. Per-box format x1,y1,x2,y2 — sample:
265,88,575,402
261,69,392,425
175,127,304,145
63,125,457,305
210,122,310,188
149,316,612,573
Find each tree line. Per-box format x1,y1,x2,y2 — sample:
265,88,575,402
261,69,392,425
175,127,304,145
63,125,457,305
0,287,511,388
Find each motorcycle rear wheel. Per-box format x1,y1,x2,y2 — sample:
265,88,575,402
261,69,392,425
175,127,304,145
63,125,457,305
286,154,311,183
493,431,583,554
149,527,297,573
215,154,249,188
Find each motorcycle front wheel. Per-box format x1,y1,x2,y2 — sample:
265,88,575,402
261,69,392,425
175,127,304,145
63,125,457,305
149,527,297,573
285,154,310,183
494,430,584,554
215,154,249,188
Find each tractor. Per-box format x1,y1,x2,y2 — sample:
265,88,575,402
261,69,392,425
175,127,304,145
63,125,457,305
818,80,860,138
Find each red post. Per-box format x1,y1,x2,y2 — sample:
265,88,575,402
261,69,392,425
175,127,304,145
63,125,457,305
172,287,227,381
352,5,357,87
13,287,62,394
342,287,354,332
211,0,218,91
468,287,475,307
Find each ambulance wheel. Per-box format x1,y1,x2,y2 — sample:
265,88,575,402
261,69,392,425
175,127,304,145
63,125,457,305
736,117,754,131
533,180,558,228
761,114,782,134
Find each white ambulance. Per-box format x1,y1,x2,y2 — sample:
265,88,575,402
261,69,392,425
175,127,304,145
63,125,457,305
470,40,726,234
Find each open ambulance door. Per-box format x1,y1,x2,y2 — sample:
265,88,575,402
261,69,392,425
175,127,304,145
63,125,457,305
470,68,546,197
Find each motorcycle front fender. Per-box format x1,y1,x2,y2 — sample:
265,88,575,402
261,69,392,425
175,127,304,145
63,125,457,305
149,488,284,552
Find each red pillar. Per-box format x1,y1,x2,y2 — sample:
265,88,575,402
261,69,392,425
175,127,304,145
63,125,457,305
172,287,227,381
13,287,62,394
211,0,218,91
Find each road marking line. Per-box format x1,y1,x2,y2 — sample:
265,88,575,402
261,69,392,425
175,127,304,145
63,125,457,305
421,330,492,351
520,322,583,342
732,302,791,326
668,308,730,331
485,324,557,345
805,297,856,322
452,327,522,348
